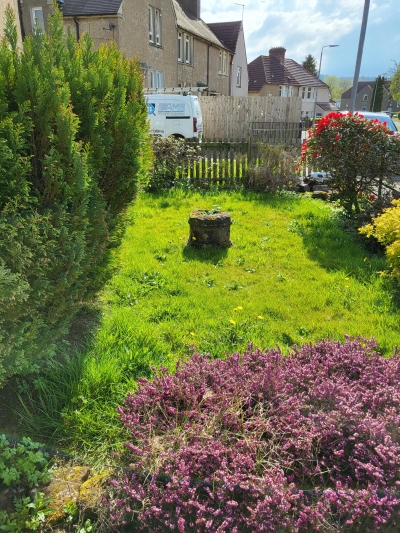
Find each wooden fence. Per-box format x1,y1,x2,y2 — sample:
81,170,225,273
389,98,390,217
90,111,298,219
198,95,302,140
180,141,251,188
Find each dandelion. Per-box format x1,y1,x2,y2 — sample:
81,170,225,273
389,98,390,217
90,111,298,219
234,306,243,311
345,277,349,280
257,315,264,319
190,332,196,336
229,319,236,325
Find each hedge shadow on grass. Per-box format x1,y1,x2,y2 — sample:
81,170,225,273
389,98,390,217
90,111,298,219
182,245,229,264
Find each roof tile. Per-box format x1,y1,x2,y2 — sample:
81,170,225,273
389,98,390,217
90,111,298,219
206,21,242,53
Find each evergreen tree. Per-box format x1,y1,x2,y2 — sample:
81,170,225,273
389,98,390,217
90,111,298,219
0,6,151,383
370,76,385,112
302,54,318,77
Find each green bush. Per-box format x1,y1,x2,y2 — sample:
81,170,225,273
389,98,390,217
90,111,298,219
244,143,298,193
0,7,151,384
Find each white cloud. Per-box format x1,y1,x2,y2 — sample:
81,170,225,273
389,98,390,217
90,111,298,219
202,0,400,76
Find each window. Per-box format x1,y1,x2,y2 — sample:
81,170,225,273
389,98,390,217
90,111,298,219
150,70,164,88
361,106,367,111
236,67,242,87
185,34,191,64
155,9,161,46
363,94,368,101
31,7,45,31
178,32,183,61
149,6,161,46
307,86,312,99
302,86,306,99
148,7,154,42
219,51,228,75
279,85,293,97
178,32,193,64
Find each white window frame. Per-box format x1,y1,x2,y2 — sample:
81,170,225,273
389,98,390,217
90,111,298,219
236,66,242,87
301,86,306,99
150,70,164,89
307,86,312,99
219,51,228,75
148,6,154,43
155,9,161,46
178,31,183,62
185,34,191,64
31,7,45,31
363,94,368,101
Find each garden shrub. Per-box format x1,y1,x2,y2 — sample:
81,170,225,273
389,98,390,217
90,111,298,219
301,112,400,215
0,7,151,383
244,143,298,193
146,137,200,192
110,338,400,532
360,198,400,282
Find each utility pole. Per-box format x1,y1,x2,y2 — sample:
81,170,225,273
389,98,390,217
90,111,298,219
349,0,370,112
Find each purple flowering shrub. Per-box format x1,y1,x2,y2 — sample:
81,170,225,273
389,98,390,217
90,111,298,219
111,338,400,532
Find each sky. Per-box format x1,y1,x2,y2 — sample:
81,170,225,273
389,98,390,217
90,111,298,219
201,0,400,79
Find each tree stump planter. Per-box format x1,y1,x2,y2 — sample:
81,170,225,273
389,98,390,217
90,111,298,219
188,209,232,248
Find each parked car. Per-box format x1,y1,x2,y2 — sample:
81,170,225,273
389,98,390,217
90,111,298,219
306,171,330,183
340,111,398,134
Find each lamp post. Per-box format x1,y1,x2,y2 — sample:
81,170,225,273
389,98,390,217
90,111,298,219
312,45,339,124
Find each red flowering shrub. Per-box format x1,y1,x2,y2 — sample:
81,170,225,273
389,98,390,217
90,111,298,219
110,338,400,532
301,113,400,214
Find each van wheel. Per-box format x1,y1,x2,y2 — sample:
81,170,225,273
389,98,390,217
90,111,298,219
171,134,185,140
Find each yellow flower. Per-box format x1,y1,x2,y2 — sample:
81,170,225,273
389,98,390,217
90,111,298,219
190,332,196,336
257,315,264,319
192,236,196,240
234,306,243,311
229,319,236,325
345,277,349,280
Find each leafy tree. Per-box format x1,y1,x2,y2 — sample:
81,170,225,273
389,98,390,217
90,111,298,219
370,75,385,111
301,112,400,214
389,61,400,102
301,54,317,77
0,6,151,383
323,75,352,101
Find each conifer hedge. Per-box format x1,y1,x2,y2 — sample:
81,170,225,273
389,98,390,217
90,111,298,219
0,7,151,383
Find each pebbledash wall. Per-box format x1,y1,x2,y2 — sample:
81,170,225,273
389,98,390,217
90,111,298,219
20,0,231,95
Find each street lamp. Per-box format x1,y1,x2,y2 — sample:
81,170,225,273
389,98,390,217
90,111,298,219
312,45,339,123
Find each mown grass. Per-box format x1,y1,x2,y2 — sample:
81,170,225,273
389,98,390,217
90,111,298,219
18,189,400,461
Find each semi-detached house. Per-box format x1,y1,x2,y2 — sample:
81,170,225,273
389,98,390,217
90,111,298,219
18,0,235,95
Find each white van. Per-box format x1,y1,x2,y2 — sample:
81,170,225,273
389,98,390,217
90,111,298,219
145,94,203,140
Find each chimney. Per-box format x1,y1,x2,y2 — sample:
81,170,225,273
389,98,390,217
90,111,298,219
269,47,286,64
176,0,200,19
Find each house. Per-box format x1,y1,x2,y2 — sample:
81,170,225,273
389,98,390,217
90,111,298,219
340,81,400,114
19,0,233,95
172,0,232,94
207,21,248,96
248,47,337,118
0,0,23,46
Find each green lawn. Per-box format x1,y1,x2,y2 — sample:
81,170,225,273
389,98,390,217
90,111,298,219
19,189,400,459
